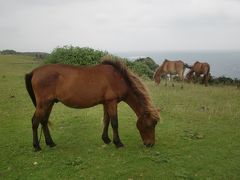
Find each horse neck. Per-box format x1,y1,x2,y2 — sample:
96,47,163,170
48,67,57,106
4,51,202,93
155,67,163,77
124,91,145,118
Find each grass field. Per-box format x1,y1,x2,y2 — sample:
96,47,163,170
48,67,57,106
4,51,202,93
0,55,240,179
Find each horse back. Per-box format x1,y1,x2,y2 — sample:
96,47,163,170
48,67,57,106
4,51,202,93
162,60,184,74
193,62,210,74
31,64,128,108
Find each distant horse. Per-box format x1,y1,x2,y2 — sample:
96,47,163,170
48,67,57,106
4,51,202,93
153,59,190,86
25,58,160,151
186,61,210,86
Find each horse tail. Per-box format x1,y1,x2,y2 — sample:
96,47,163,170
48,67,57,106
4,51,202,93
184,63,192,69
207,64,210,75
25,71,53,128
206,63,211,80
25,72,36,107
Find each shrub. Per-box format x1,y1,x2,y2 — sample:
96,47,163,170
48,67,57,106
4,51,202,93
209,76,239,85
45,46,108,65
45,46,158,79
134,57,159,72
127,61,154,79
1,49,18,55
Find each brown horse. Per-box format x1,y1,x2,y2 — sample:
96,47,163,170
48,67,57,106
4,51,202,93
186,61,210,86
25,58,160,151
153,59,190,86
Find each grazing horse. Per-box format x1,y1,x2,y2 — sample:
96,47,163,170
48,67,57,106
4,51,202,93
25,58,160,151
186,61,210,86
153,59,190,86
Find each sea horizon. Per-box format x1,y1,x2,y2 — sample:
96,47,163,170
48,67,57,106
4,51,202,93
114,50,240,79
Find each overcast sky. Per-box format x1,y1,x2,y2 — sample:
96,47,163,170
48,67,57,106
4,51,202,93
0,0,240,53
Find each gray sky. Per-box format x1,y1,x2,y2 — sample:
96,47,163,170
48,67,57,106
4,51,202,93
1,0,240,52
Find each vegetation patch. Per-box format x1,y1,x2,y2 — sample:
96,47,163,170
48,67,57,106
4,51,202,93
45,46,158,78
0,55,240,179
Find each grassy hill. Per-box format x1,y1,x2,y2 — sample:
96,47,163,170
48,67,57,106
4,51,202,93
0,55,240,179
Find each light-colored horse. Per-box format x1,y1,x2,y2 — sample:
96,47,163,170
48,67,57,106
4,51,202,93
186,61,210,86
153,59,190,86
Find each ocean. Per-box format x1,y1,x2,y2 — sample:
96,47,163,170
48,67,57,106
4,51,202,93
114,51,240,79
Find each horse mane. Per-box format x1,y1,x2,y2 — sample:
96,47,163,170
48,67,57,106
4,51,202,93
101,57,159,121
194,61,200,65
184,63,192,69
153,59,169,80
153,66,161,80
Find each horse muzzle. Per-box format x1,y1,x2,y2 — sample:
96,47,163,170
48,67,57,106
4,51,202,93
144,142,154,147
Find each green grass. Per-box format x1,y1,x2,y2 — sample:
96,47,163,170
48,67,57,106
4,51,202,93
0,55,240,179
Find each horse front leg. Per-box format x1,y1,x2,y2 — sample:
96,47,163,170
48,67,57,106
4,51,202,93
170,75,175,87
195,74,200,84
111,114,124,148
178,71,184,89
105,101,124,148
101,105,111,144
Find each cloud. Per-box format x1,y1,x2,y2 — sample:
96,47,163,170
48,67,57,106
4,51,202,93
0,0,239,52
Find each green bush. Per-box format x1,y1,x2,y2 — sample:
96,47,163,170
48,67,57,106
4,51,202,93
45,46,158,79
45,46,108,65
134,57,159,72
1,49,18,55
126,61,154,79
209,76,240,85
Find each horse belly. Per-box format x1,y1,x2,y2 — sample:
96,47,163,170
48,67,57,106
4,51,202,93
58,86,106,108
163,64,175,75
168,69,177,75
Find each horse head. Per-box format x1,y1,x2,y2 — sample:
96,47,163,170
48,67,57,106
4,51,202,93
136,109,159,147
153,74,161,85
153,69,161,85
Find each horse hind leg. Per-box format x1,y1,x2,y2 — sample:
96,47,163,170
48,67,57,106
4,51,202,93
40,103,56,148
164,76,168,86
32,112,41,151
203,74,208,86
178,71,184,89
170,75,174,87
32,102,55,151
101,104,111,144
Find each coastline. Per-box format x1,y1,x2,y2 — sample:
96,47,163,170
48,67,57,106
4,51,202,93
115,50,240,79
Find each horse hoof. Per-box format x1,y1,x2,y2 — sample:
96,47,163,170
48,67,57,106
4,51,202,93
114,141,124,148
34,146,41,152
102,136,111,144
48,142,56,148
105,139,111,144
144,143,154,148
